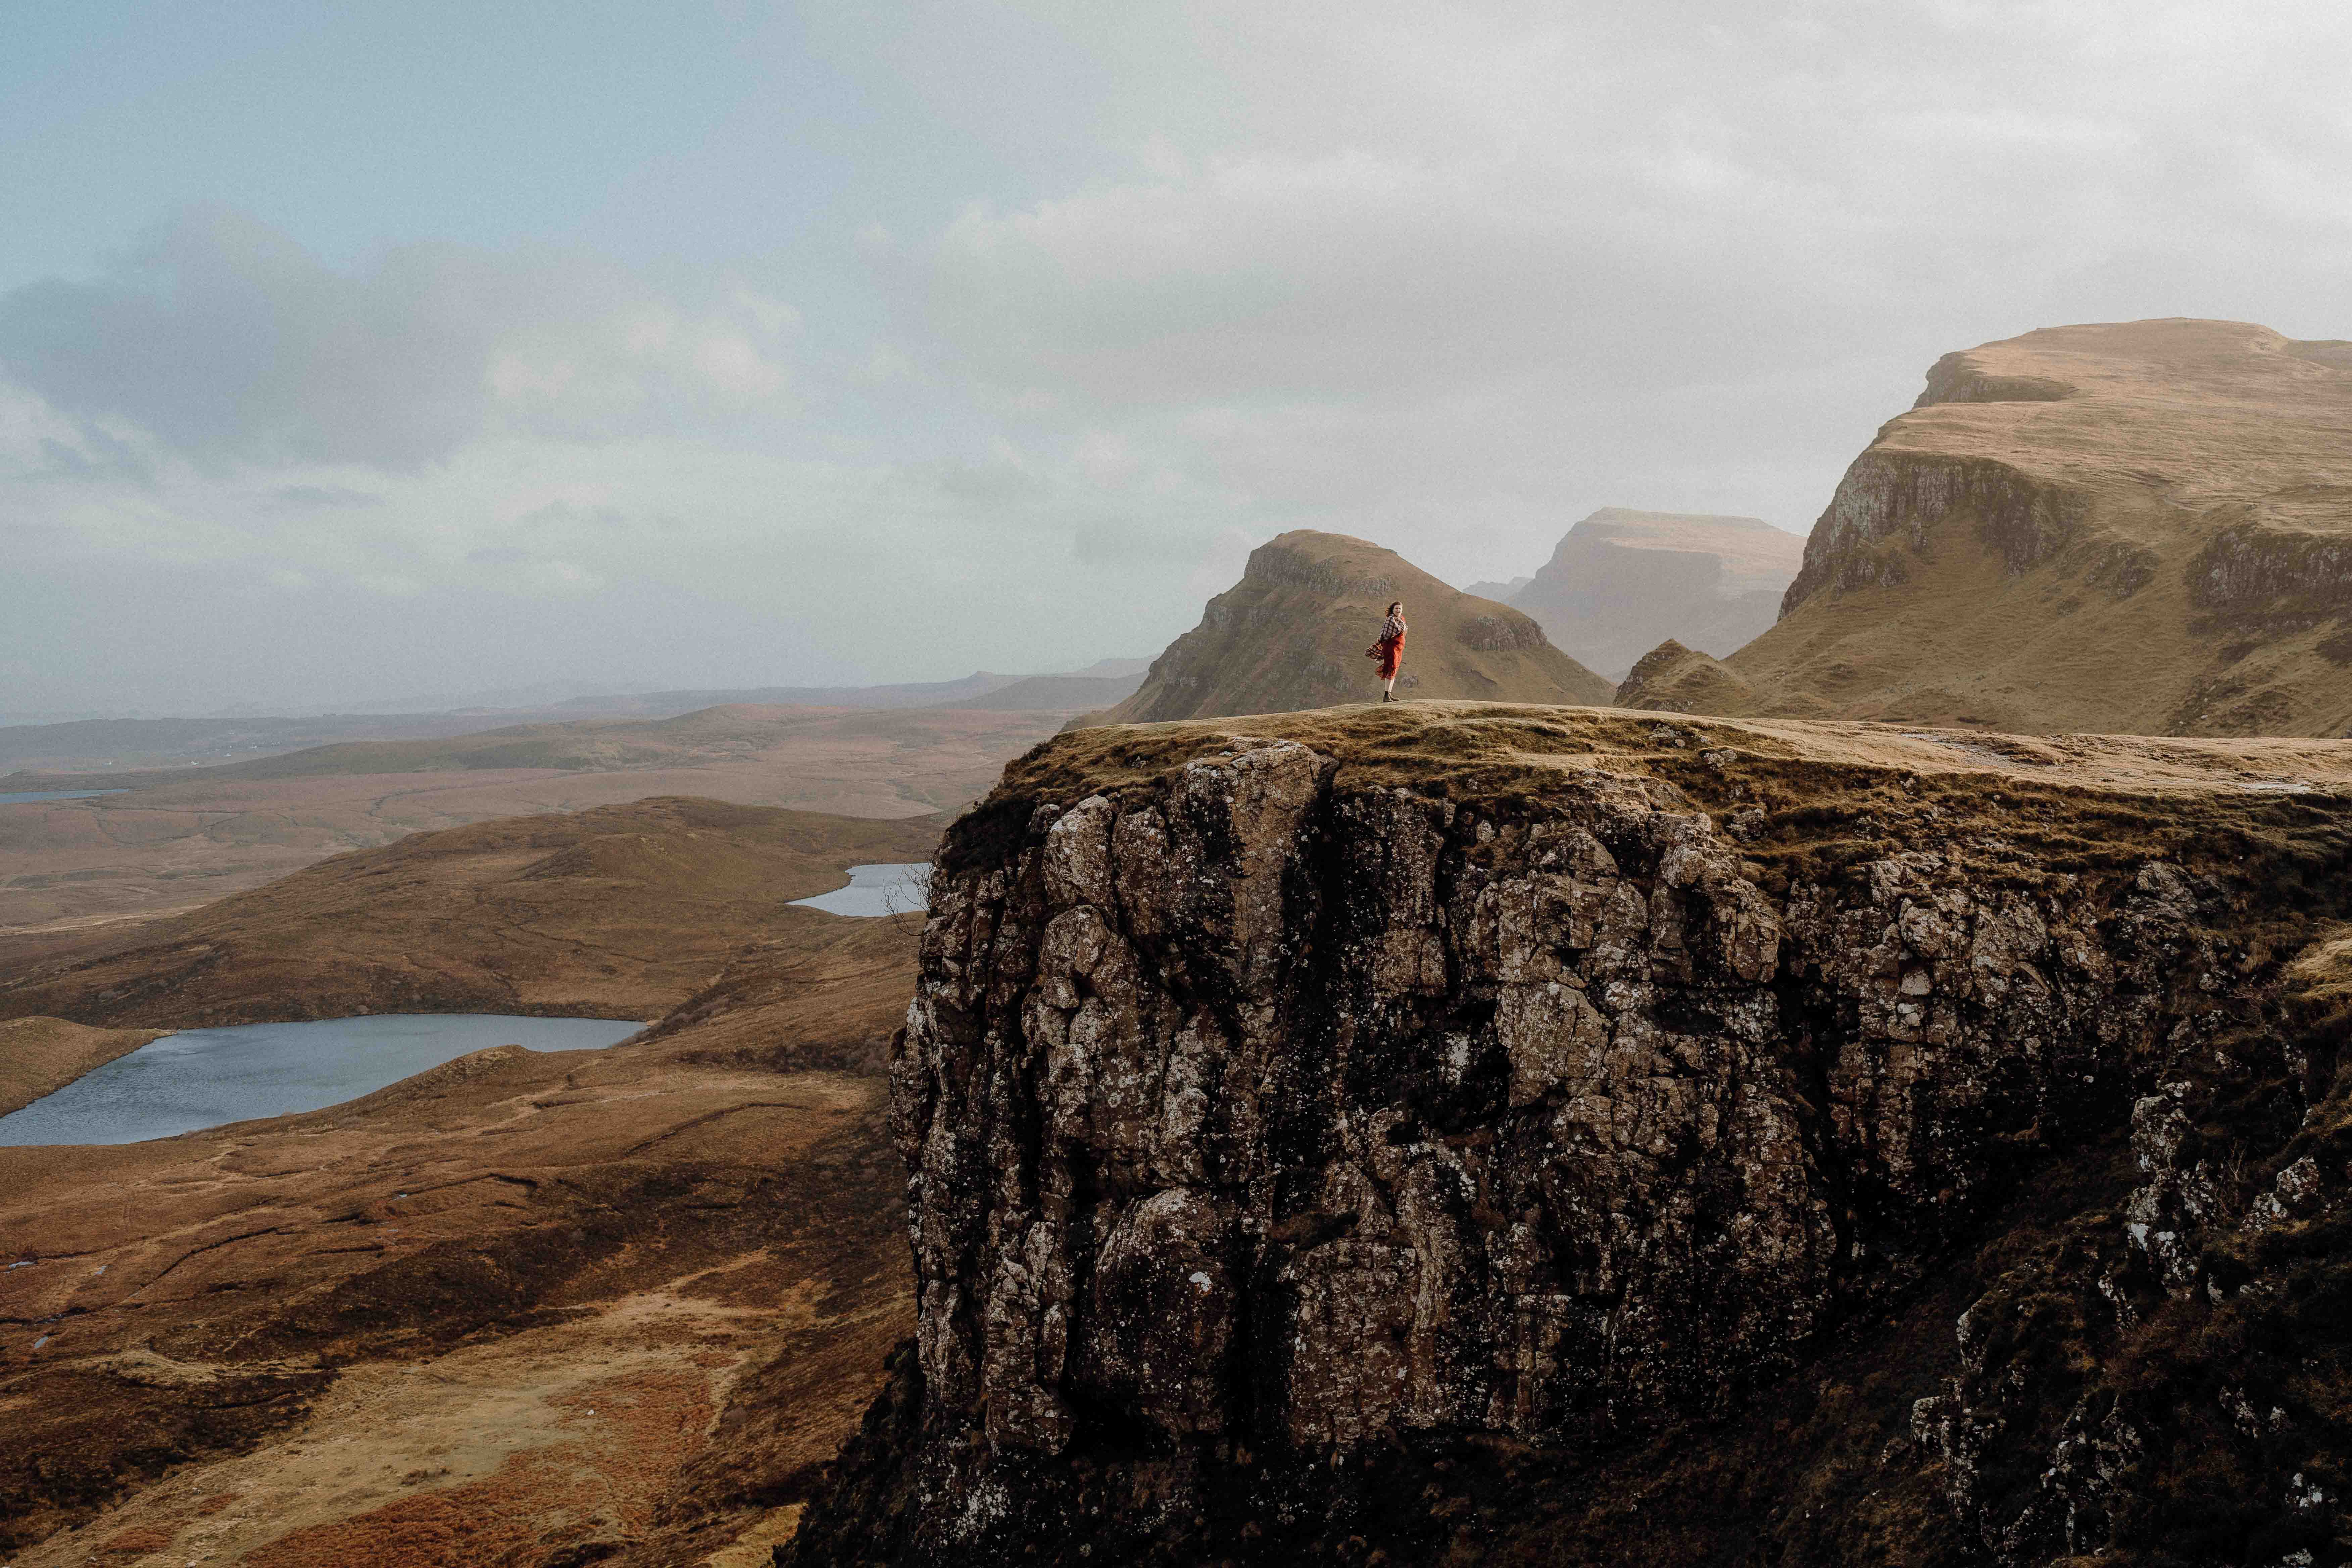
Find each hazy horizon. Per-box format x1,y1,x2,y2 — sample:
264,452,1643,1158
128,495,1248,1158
9,3,2350,713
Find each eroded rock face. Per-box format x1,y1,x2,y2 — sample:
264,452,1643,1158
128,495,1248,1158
847,736,2275,1563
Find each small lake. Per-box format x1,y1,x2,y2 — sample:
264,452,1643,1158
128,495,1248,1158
0,788,131,805
789,862,930,918
0,1014,643,1146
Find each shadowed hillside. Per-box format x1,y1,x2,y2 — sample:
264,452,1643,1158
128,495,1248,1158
1640,319,2352,736
1095,530,1613,724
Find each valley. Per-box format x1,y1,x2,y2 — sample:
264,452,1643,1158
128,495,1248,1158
8,317,2352,1566
0,798,931,1565
0,704,1066,943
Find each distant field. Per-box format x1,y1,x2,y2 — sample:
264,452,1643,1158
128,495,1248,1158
0,703,1070,938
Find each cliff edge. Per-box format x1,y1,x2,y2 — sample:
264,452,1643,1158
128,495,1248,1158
788,704,2352,1565
1645,319,2352,737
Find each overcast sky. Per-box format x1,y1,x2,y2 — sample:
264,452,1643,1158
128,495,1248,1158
6,1,2349,714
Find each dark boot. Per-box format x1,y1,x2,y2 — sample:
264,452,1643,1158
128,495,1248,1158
1382,690,1392,702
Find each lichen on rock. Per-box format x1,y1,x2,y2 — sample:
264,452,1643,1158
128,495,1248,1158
789,705,2352,1566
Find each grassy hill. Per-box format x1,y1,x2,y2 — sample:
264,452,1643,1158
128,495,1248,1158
1682,319,2352,736
1097,530,1614,724
0,796,939,1028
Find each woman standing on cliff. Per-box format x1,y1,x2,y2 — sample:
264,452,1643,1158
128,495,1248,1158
1366,600,1407,701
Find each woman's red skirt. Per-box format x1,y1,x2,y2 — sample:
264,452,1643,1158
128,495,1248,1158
1367,634,1405,680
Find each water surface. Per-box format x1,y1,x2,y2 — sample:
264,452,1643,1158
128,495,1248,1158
0,788,131,804
0,1014,642,1146
789,862,930,918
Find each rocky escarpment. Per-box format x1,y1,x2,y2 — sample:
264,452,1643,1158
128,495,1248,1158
787,705,2352,1565
2192,522,2352,625
1636,319,2352,737
1778,450,2091,614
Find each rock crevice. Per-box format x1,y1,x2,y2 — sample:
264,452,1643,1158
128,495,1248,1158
790,711,2349,1564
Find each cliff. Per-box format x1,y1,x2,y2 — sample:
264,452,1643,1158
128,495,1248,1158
1092,531,1613,725
1506,508,1805,680
1644,320,2352,737
788,703,2352,1565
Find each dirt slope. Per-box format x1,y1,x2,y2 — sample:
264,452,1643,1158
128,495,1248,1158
1506,507,1804,678
0,796,938,1028
1692,318,2352,736
1094,530,1613,724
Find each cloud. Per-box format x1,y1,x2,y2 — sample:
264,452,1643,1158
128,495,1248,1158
885,0,2352,588
0,207,800,471
270,484,383,511
13,4,2352,709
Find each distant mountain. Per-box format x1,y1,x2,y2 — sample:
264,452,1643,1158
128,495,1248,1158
944,672,1146,711
1637,319,2352,736
1092,530,1613,725
1502,509,1804,680
542,675,1019,717
1462,575,1531,601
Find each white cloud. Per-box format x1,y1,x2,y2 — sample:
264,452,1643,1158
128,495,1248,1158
0,208,803,470
12,3,2352,707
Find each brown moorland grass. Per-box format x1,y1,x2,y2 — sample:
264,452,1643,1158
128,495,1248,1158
0,703,1065,936
1094,530,1613,725
0,1015,167,1116
1690,318,2352,737
0,795,939,1029
0,845,930,1565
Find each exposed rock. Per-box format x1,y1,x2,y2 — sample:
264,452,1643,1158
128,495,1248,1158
1089,531,1612,726
786,703,2352,1565
1680,319,2352,738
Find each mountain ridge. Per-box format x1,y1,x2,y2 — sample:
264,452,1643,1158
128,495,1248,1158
1659,318,2352,736
1093,529,1614,725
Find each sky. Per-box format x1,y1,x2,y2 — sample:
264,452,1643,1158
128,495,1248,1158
6,1,2352,715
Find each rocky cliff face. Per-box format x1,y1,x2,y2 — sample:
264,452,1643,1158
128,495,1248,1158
1634,319,2352,738
787,705,2352,1566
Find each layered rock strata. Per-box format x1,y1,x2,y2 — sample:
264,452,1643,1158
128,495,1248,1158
1633,319,2352,737
787,704,2352,1565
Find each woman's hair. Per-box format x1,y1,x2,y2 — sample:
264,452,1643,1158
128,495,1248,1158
1387,601,1402,615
